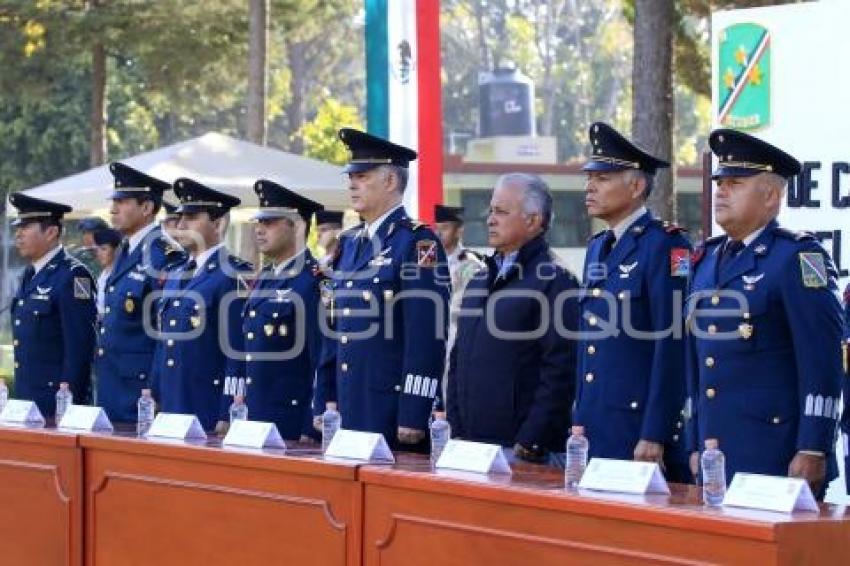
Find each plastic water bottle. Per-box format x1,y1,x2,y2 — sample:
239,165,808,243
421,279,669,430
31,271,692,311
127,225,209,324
229,394,248,422
0,378,8,414
430,412,451,465
701,438,727,506
137,389,155,436
321,402,341,452
565,425,589,489
55,382,73,424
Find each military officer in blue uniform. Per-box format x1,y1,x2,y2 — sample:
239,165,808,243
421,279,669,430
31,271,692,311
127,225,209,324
9,193,96,417
96,163,185,422
686,129,843,496
573,122,692,480
230,180,325,440
153,177,252,431
314,128,449,450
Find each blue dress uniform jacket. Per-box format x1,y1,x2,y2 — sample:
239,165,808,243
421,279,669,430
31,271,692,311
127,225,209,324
685,221,843,481
314,207,449,447
12,249,97,417
153,248,252,431
96,227,184,422
234,251,323,440
446,235,578,453
573,212,691,463
843,282,850,493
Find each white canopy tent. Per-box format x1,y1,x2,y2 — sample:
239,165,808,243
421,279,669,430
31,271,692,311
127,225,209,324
21,132,350,215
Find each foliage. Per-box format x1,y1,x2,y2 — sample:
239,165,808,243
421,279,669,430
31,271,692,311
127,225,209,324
298,98,364,165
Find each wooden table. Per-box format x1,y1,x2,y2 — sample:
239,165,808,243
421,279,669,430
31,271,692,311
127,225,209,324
80,433,363,566
360,454,850,566
0,424,83,566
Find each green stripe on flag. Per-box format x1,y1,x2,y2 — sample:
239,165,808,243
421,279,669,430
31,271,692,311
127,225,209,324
365,0,389,138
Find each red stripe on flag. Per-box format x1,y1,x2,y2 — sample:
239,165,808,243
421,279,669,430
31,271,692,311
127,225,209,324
416,0,443,223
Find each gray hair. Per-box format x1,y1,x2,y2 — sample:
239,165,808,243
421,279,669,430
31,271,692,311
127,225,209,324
377,164,409,193
496,172,553,232
624,169,654,199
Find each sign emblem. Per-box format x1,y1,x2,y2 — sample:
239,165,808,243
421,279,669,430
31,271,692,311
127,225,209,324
717,23,771,130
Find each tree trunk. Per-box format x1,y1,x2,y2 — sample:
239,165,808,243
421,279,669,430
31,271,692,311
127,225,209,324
246,0,269,145
285,39,308,155
632,0,675,221
90,37,107,165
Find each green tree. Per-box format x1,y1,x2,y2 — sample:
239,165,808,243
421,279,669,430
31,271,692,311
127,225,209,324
297,98,363,165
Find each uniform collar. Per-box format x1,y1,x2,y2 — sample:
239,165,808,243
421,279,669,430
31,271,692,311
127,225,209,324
127,221,158,253
736,223,769,248
274,248,306,276
610,206,648,242
32,245,63,275
365,203,403,239
191,243,225,274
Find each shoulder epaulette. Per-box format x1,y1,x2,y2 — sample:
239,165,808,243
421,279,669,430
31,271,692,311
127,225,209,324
228,255,254,271
692,235,724,267
650,218,688,235
398,217,428,231
774,226,815,241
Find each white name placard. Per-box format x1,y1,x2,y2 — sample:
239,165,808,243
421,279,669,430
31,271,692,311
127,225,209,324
723,473,819,513
435,439,512,474
578,458,670,495
324,429,394,462
0,400,45,426
58,405,113,432
146,413,207,441
223,420,286,449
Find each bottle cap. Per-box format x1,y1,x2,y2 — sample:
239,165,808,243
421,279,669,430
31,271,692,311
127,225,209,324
59,382,70,390
704,438,719,450
326,401,338,411
141,388,152,396
571,425,585,435
433,411,446,420
234,394,245,404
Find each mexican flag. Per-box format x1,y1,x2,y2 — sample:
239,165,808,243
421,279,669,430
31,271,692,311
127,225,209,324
365,0,443,222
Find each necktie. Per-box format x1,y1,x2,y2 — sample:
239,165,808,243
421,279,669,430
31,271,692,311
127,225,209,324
599,230,616,261
720,239,744,269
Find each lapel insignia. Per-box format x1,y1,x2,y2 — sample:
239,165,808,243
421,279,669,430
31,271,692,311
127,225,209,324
47,263,58,271
416,240,438,267
73,277,91,299
190,315,201,328
370,247,393,267
278,324,288,337
738,322,754,340
618,261,638,278
799,252,828,288
208,262,216,271
36,285,52,295
264,323,275,337
129,271,145,281
753,244,768,255
741,273,764,291
124,298,135,314
273,289,291,302
631,225,645,235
